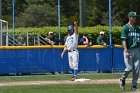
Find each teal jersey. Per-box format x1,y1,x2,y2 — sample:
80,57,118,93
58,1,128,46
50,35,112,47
121,23,140,49
96,36,108,45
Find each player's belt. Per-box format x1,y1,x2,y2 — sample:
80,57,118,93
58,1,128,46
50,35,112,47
68,50,76,52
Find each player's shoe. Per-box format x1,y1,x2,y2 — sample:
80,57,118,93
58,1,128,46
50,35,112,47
131,86,139,91
71,76,76,81
119,78,125,90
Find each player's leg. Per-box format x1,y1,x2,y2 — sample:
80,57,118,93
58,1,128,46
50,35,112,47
68,52,73,69
72,51,79,77
69,51,79,81
96,52,101,73
131,48,140,91
68,52,76,81
120,50,132,90
122,50,133,78
68,52,74,74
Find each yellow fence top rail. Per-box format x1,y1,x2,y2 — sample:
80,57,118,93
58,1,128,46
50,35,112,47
0,45,109,49
114,44,122,48
0,45,122,49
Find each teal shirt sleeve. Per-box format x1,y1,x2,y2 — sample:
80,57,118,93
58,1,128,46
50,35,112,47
121,25,129,40
96,37,101,44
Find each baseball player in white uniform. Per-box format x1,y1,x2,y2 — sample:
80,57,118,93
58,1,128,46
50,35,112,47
61,21,79,81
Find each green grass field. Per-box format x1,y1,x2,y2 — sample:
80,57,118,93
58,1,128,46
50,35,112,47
0,73,136,93
0,84,133,93
0,73,123,82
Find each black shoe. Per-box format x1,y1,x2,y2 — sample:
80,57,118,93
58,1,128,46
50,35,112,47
51,72,55,75
71,76,76,81
119,78,125,90
131,86,139,91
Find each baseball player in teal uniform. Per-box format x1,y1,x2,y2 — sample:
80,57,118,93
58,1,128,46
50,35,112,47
61,21,79,81
119,11,140,91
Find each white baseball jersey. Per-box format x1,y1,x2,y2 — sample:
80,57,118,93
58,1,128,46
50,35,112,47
65,33,79,70
65,33,78,51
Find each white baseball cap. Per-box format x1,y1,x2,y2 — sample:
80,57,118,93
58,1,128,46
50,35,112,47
49,31,53,35
100,31,104,35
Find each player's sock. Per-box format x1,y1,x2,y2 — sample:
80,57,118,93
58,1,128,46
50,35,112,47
73,70,77,77
71,69,74,74
71,69,74,76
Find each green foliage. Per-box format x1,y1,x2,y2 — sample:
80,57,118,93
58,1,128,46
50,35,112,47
2,0,140,27
2,15,12,26
15,26,122,45
16,4,57,27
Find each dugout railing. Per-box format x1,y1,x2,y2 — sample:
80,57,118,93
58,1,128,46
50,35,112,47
0,30,51,46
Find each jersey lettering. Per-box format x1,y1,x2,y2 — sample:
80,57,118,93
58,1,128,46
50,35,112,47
128,32,140,37
65,33,78,50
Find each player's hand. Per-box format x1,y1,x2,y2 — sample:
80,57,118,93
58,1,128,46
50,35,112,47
124,51,129,58
85,44,89,48
103,43,108,47
89,42,92,46
61,52,64,58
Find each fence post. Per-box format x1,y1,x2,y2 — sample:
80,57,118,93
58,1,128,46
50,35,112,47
0,20,2,45
6,21,8,46
26,32,29,46
37,34,40,45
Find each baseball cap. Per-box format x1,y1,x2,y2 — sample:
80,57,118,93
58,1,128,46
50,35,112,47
49,31,53,35
67,25,74,31
128,12,137,18
100,31,104,35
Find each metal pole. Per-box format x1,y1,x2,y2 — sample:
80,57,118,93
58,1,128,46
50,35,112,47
12,0,15,45
79,0,87,27
27,32,29,46
0,0,2,46
6,22,8,46
0,0,2,19
33,33,36,45
37,34,40,45
109,0,112,46
0,20,2,45
58,0,61,44
109,0,114,73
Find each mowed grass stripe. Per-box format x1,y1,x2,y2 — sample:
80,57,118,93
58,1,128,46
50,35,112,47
0,73,123,82
0,84,135,93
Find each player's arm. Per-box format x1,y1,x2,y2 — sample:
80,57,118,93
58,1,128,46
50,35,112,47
138,27,140,49
121,26,129,58
122,40,129,58
61,46,67,58
83,36,89,45
45,37,54,45
74,21,78,34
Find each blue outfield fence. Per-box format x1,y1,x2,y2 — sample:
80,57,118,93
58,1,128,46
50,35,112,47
113,48,125,71
0,45,125,74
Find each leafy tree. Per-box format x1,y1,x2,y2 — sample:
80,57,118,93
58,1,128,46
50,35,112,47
15,0,28,15
86,0,108,26
2,0,12,15
112,0,140,25
2,0,28,15
61,0,79,17
16,4,57,27
2,0,140,27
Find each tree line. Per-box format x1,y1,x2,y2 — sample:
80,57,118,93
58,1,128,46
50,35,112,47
1,0,140,28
